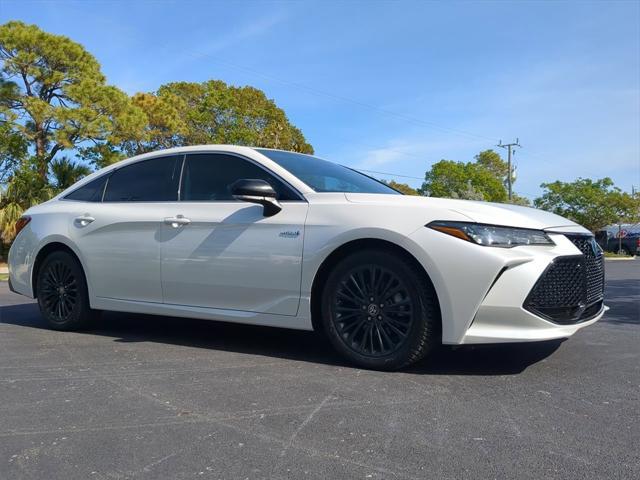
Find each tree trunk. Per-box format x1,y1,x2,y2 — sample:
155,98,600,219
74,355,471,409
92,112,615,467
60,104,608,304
34,125,48,180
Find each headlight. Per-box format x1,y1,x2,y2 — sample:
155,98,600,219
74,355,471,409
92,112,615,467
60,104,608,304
427,221,554,248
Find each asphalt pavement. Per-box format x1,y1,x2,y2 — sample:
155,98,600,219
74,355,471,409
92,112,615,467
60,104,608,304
0,260,638,479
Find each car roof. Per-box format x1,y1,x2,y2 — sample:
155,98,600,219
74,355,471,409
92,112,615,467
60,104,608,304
53,145,316,200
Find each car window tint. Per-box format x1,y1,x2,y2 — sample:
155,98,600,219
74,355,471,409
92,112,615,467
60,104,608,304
103,155,182,202
182,153,298,201
64,174,108,202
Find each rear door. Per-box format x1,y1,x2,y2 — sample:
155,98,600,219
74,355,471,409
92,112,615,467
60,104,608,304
68,155,183,303
160,153,308,315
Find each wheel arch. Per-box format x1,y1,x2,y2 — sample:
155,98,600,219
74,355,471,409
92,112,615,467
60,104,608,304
309,238,442,337
32,240,87,298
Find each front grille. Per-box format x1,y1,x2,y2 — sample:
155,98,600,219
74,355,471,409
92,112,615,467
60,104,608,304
569,235,606,304
524,234,605,324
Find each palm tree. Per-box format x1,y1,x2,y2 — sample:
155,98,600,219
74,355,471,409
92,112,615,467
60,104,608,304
0,158,92,244
0,165,55,242
50,157,91,190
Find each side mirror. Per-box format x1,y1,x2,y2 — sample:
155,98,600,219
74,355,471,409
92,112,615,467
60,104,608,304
231,179,282,217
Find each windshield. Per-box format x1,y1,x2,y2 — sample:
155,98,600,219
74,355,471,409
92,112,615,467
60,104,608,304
255,149,400,195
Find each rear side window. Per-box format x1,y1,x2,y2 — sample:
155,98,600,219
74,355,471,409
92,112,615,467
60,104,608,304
103,155,183,202
64,175,108,202
181,153,299,201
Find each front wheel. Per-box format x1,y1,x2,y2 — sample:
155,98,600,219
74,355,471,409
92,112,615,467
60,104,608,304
36,250,98,331
321,249,440,370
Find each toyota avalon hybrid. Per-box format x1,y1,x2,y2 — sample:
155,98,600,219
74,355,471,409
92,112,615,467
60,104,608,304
8,146,606,370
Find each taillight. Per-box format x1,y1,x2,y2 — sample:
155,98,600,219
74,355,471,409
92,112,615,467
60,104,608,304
14,216,31,236
636,238,640,247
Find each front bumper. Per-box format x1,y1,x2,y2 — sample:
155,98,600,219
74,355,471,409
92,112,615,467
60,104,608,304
461,301,607,344
460,234,606,344
407,228,606,345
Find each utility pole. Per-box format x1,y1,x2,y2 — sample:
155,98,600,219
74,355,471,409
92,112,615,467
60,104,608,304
497,139,521,200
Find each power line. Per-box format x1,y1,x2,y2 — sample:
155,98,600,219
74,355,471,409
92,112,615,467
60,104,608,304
122,38,535,181
86,25,559,178
173,50,560,199
115,34,544,188
357,168,540,200
174,49,545,187
354,168,424,181
178,49,498,143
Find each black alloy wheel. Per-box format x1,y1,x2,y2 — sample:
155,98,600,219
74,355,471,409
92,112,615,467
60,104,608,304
39,259,79,323
331,264,414,357
321,249,440,370
37,251,97,330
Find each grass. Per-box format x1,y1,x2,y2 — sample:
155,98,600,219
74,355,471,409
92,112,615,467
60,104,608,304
604,251,635,258
0,273,8,282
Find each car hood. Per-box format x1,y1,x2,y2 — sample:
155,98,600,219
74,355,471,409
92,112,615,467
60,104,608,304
344,193,589,232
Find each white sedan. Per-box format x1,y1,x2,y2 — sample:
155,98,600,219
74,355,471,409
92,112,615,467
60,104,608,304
8,146,606,370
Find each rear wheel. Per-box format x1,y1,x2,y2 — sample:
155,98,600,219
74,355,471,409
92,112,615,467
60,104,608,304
36,251,97,330
321,249,439,370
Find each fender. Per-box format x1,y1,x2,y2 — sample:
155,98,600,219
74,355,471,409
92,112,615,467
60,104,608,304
30,235,94,300
300,227,448,329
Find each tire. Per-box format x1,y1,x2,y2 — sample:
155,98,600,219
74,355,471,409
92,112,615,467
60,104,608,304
36,250,98,331
320,249,440,371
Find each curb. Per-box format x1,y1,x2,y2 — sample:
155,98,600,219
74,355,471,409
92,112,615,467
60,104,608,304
604,257,637,261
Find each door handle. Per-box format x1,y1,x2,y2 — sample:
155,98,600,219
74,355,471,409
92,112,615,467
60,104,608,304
163,215,191,228
74,215,95,227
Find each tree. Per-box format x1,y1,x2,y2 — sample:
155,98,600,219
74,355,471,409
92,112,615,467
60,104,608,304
50,157,91,190
0,21,146,178
383,180,420,195
509,193,531,206
475,149,508,179
450,182,486,201
534,178,640,232
475,148,519,193
0,118,28,183
0,22,315,248
164,80,312,154
93,80,314,165
0,161,55,242
419,150,533,204
419,159,508,202
610,190,640,226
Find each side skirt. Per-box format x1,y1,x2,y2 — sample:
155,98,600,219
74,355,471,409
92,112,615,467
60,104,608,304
91,296,314,331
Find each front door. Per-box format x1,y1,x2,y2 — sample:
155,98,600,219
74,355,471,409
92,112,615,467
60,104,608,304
160,153,308,316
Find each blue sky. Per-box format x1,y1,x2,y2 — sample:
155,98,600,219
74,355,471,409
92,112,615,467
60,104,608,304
2,0,639,198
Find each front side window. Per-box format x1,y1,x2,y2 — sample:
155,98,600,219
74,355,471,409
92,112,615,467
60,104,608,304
64,174,108,202
255,149,400,195
103,155,182,202
181,153,299,201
